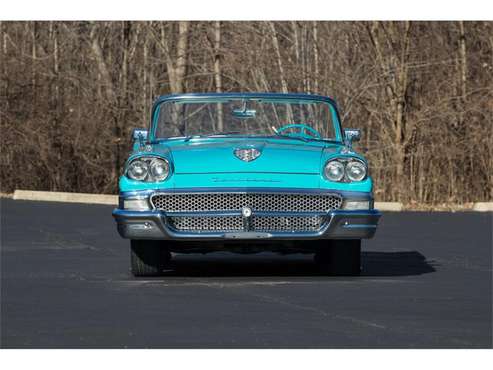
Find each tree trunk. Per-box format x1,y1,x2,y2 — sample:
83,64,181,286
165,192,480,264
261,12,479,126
213,21,223,131
367,21,412,201
89,22,119,184
268,22,289,94
312,21,319,94
89,23,116,105
50,21,62,190
458,21,467,127
142,24,149,125
168,21,190,94
268,22,293,122
31,21,37,113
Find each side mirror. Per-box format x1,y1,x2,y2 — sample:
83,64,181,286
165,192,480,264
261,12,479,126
344,129,361,147
132,128,148,142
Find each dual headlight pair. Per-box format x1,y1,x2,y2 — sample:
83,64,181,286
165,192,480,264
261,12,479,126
127,157,170,182
127,156,366,183
324,158,367,182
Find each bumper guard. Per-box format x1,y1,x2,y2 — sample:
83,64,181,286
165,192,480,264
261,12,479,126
112,208,381,241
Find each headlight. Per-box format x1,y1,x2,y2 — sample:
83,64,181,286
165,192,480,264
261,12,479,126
323,158,367,182
346,160,367,182
126,157,170,182
149,158,169,181
127,160,148,181
324,160,345,182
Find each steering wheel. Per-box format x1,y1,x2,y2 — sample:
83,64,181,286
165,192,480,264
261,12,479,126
276,124,322,139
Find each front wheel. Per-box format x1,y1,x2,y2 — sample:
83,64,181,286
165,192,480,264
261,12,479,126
314,240,361,276
130,240,171,277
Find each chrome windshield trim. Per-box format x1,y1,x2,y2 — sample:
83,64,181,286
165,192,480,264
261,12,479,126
149,93,344,143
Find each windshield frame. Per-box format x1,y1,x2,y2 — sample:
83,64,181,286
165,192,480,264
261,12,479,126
149,93,344,143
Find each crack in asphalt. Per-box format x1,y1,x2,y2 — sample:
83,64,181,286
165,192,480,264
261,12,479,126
241,292,388,330
431,257,492,272
109,278,417,288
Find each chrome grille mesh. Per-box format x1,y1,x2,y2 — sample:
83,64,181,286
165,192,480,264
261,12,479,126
252,216,324,232
169,216,243,232
157,192,339,233
151,193,342,212
168,215,325,233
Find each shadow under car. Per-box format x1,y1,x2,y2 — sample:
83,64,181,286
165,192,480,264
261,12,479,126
142,251,437,278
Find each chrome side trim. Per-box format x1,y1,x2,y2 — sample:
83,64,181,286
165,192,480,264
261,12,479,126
161,210,331,217
120,188,372,207
342,224,378,229
121,187,371,197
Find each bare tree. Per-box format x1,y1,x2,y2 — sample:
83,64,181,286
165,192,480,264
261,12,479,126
1,21,491,204
213,21,223,131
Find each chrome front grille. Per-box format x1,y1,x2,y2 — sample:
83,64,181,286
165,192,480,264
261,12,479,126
151,192,342,212
155,192,340,234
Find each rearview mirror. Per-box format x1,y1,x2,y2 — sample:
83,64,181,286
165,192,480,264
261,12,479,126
344,129,361,147
232,109,256,118
132,128,148,142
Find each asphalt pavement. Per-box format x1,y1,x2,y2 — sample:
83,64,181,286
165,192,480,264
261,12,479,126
1,199,491,348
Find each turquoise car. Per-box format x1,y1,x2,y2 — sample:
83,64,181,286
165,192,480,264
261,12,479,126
112,93,381,276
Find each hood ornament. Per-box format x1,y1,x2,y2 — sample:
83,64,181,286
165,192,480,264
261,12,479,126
234,147,261,162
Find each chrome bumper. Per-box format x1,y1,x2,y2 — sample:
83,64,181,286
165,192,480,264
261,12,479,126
112,208,381,241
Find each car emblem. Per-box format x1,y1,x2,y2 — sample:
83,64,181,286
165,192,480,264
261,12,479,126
234,147,261,162
241,207,252,218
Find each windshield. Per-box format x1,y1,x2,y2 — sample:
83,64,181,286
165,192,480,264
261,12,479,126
154,98,339,141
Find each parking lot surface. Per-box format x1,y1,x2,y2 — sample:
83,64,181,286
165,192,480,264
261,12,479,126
1,199,491,348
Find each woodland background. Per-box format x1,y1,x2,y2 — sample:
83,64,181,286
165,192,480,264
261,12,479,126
0,21,492,204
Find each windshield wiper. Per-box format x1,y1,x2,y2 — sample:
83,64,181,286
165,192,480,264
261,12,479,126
184,131,242,141
272,133,310,142
272,134,341,144
202,131,242,136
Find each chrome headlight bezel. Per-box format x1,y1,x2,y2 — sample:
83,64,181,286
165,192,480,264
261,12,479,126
127,160,148,181
346,160,367,182
149,158,170,182
324,160,345,182
126,156,171,182
323,157,367,183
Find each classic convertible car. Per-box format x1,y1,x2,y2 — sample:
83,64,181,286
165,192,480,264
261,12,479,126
112,93,381,276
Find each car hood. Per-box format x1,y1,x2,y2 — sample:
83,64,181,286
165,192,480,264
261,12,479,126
160,139,335,174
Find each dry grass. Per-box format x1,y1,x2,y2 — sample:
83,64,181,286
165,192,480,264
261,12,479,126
403,202,476,212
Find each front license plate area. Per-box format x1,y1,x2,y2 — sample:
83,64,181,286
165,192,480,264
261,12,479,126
223,232,272,239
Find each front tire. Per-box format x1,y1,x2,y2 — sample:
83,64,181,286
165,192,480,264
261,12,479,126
130,240,171,277
315,240,361,276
